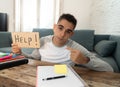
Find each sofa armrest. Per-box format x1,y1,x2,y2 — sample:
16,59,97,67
110,35,120,70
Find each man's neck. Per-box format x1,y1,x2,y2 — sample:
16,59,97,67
52,36,66,47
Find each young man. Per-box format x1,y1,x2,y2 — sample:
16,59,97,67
12,13,113,72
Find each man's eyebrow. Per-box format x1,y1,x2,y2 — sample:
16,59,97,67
58,24,64,28
58,24,73,32
67,29,73,32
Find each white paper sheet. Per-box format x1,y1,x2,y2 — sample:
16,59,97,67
36,66,85,87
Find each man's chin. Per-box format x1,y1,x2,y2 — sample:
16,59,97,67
53,36,67,45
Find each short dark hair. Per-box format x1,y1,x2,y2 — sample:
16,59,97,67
58,13,77,29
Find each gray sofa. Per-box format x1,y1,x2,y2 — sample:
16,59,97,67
0,29,120,72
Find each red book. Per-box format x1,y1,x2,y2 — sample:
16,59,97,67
0,55,12,60
0,55,25,62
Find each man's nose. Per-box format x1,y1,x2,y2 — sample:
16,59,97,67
60,31,66,37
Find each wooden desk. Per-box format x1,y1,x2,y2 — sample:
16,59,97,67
0,59,120,87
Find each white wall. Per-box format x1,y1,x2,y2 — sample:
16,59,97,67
0,0,93,32
61,0,93,30
90,0,120,34
0,0,14,32
1,0,120,34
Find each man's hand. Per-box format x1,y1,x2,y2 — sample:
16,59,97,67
67,47,90,64
11,43,21,54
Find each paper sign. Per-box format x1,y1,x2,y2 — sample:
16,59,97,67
54,64,67,74
12,32,40,48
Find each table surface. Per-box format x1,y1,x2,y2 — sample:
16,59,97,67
0,59,120,87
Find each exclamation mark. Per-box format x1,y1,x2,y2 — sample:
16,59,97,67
35,34,37,46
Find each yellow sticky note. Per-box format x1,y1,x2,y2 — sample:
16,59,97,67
54,64,67,74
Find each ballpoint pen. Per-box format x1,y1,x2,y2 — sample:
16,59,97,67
42,75,66,81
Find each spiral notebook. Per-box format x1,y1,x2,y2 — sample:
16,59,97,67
36,65,88,87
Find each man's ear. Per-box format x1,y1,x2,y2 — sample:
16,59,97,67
53,24,57,30
71,31,74,36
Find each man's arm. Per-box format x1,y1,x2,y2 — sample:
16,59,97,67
67,40,113,72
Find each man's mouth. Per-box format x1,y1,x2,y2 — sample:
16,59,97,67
57,37,64,40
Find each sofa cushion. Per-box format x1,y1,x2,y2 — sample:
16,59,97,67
94,40,116,57
22,48,35,54
33,28,53,38
109,35,120,70
0,47,34,55
0,32,12,48
94,35,110,46
71,30,94,51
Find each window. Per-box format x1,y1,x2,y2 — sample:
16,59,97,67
15,0,60,32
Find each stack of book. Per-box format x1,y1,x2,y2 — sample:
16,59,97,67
0,52,28,70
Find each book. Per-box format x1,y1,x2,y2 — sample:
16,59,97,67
0,58,28,70
0,53,28,70
0,52,10,57
0,55,12,61
36,65,87,87
0,55,25,62
0,51,26,62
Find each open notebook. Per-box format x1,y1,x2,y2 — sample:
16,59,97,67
36,65,88,87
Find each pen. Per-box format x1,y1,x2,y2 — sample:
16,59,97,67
42,75,66,81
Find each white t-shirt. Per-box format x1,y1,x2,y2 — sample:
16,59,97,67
39,41,71,63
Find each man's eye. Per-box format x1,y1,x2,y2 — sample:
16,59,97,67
58,27,63,30
67,31,71,34
66,30,72,34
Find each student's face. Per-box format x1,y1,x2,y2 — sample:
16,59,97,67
53,19,74,47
